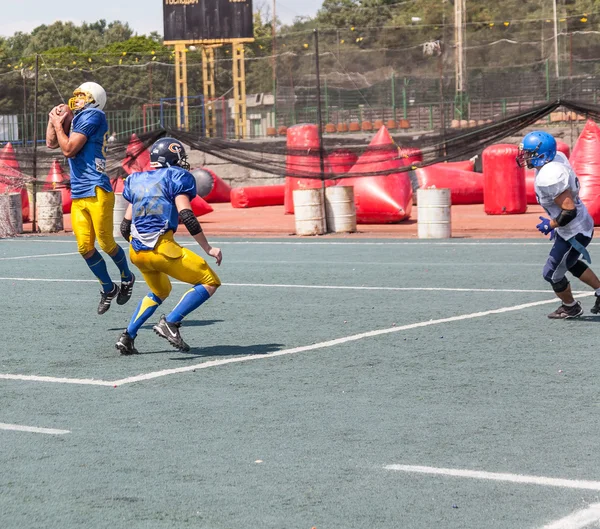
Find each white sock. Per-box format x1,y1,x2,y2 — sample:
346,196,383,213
595,288,600,297
564,300,578,307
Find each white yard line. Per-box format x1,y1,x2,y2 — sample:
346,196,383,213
111,295,590,386
540,503,600,529
0,252,80,260
0,374,113,386
0,276,555,293
385,464,600,529
0,422,70,435
384,464,600,491
0,295,576,387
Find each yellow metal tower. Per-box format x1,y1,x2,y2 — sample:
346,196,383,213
232,41,247,139
174,44,189,131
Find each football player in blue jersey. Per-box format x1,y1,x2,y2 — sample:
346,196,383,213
46,82,135,314
115,137,222,355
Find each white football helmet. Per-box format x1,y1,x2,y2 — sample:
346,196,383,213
69,82,107,112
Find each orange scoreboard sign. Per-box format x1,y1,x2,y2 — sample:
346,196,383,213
163,0,254,43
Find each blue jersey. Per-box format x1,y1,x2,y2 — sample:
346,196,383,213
123,167,197,252
68,108,112,199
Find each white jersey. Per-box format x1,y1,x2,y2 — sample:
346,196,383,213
534,151,594,240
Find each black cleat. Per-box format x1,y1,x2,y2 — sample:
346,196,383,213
591,295,600,314
115,331,138,355
548,301,583,319
98,283,119,315
153,315,190,352
117,273,135,305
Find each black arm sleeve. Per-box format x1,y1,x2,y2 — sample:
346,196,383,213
556,208,577,227
120,218,132,241
179,208,202,236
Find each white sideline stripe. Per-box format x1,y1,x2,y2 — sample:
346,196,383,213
0,422,70,435
0,295,591,387
0,252,79,260
111,295,580,386
233,260,542,266
384,464,600,491
0,276,554,293
540,503,600,529
0,374,113,386
226,282,553,294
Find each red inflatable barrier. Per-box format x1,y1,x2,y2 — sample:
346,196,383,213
398,146,423,167
191,167,232,203
343,126,413,223
112,176,125,193
525,141,570,204
432,159,476,172
43,160,72,214
556,140,570,159
121,133,152,175
0,143,30,221
189,195,214,217
415,166,483,205
483,144,526,214
231,184,286,208
326,149,358,185
284,124,328,214
569,120,600,225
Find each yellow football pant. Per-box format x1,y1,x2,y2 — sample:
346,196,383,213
129,231,221,300
71,187,118,255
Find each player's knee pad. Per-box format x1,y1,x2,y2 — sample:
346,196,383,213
154,284,172,300
550,276,570,293
98,240,118,256
569,260,588,278
77,243,94,256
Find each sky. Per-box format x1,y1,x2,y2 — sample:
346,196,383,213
0,0,320,38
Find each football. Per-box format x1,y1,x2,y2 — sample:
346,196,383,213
53,104,74,134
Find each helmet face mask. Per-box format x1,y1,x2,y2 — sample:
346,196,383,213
68,82,107,113
516,131,557,169
150,138,190,170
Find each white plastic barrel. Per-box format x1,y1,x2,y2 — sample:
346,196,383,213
113,193,129,238
325,186,356,233
36,190,63,233
0,193,23,236
417,188,451,239
293,188,326,236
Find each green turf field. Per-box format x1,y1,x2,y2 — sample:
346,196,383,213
2,236,600,529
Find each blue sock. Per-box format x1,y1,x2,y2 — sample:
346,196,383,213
110,246,133,282
126,293,162,338
167,285,211,324
84,250,113,293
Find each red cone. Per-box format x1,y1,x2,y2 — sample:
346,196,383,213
121,134,152,175
44,160,72,214
341,126,412,223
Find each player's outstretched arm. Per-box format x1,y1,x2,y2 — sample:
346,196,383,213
175,194,222,266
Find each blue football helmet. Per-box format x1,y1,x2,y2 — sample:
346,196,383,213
150,137,190,170
516,131,557,169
